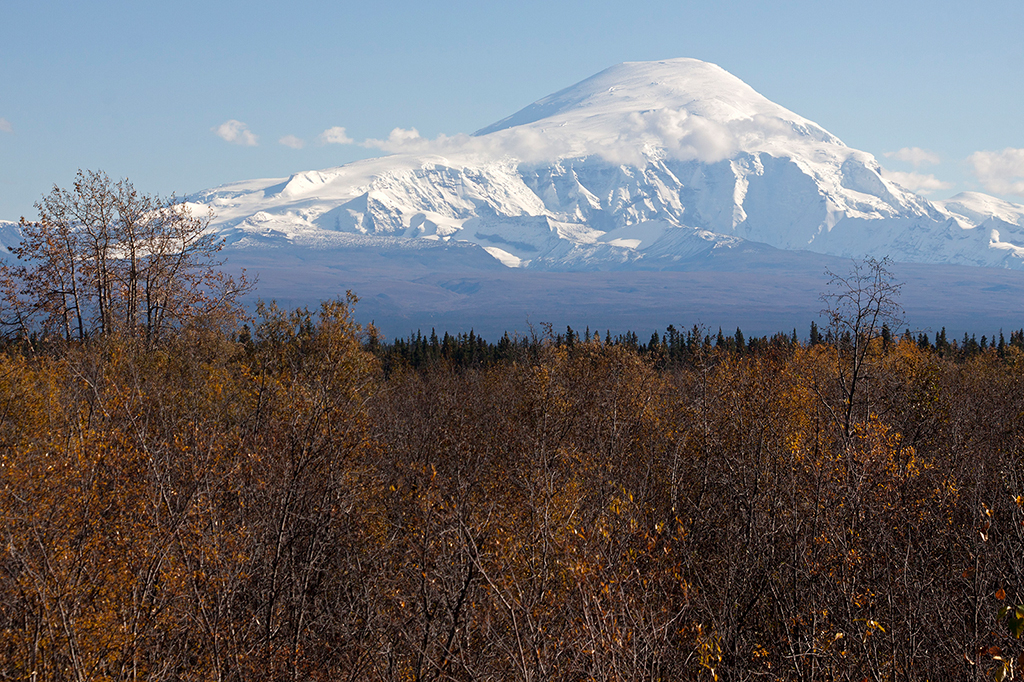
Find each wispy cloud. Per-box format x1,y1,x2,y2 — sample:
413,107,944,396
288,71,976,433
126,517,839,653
968,148,1024,196
0,118,12,134
279,134,305,149
361,127,426,151
880,169,953,195
213,119,258,146
356,110,843,168
319,126,354,145
884,147,940,167
359,126,581,164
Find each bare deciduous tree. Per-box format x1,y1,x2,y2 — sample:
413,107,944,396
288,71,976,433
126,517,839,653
819,256,904,439
3,169,249,342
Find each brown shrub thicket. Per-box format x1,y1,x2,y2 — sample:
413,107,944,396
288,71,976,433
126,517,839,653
1,299,1023,680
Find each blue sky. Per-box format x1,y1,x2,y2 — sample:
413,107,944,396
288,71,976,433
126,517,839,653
2,0,1023,220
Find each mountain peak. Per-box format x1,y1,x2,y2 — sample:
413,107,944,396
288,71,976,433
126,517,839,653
470,58,844,168
475,58,838,145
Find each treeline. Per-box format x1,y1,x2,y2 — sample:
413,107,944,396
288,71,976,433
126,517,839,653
1,299,1024,680
373,322,1024,371
372,324,800,372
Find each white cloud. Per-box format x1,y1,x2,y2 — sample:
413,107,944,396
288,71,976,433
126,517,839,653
361,127,425,151
880,169,953,195
319,126,354,145
279,134,305,149
0,118,11,134
968,148,1024,196
883,147,940,167
628,109,737,164
359,126,580,164
355,110,847,169
213,119,258,146
357,112,747,167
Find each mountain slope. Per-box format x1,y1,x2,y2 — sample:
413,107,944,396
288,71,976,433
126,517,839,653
186,58,1024,270
0,221,22,255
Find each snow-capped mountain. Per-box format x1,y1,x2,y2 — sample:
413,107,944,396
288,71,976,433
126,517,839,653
0,221,22,255
185,59,1023,270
